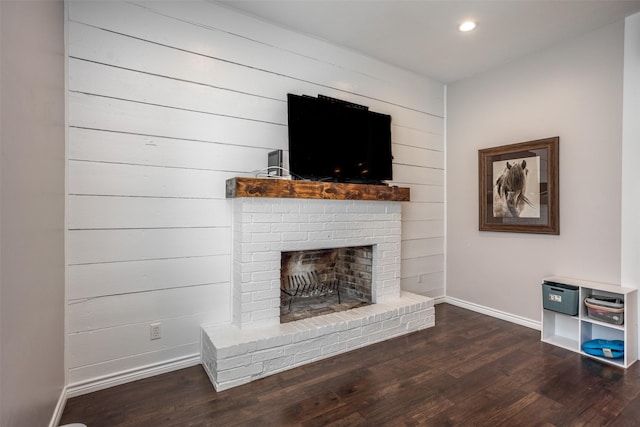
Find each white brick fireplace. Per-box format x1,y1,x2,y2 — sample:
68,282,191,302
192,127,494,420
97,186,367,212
201,185,435,391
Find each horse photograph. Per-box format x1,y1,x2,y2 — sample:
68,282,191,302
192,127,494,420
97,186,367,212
492,156,541,218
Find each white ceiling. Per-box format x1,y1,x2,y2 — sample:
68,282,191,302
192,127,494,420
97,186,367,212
217,0,640,83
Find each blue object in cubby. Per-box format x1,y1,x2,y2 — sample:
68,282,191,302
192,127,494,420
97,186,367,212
582,339,625,359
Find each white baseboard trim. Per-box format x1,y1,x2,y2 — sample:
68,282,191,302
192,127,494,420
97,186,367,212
433,295,447,305
443,296,541,330
66,354,201,398
49,385,68,427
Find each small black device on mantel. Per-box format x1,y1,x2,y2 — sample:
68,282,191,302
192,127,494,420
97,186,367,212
267,149,283,177
286,93,393,184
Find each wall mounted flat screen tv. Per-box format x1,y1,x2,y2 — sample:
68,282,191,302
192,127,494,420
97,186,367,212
287,93,393,184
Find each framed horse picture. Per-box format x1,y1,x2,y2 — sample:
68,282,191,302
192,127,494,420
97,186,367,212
478,136,559,234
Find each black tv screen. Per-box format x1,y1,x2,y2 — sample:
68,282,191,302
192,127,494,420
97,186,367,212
287,94,393,184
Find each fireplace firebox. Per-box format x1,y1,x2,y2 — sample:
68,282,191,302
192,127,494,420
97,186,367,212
280,246,373,322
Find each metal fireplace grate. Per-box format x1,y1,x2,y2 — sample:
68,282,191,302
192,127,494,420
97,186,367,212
281,271,341,311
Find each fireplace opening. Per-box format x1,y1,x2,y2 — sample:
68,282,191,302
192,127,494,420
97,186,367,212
280,245,373,323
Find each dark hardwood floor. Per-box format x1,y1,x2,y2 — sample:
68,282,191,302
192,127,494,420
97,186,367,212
60,304,640,426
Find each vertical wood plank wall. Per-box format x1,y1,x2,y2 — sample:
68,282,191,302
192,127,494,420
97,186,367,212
66,0,445,389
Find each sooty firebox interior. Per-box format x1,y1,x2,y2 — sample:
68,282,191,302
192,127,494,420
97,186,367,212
280,245,373,323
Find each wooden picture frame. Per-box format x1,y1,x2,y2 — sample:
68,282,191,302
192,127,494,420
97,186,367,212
479,136,559,234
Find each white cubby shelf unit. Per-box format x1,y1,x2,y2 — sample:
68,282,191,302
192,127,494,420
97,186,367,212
541,276,638,368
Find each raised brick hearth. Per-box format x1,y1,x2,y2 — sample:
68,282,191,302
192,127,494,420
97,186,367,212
201,182,434,391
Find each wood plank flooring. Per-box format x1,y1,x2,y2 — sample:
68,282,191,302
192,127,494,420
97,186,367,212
60,304,640,426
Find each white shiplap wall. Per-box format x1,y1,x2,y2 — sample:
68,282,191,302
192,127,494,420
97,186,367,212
66,0,445,390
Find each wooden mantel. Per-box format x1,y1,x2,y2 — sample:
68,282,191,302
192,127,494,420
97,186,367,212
226,177,410,202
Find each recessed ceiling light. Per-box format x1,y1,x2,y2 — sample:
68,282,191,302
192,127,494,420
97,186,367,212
459,21,477,32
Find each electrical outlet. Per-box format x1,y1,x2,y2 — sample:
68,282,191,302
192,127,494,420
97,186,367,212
150,323,162,340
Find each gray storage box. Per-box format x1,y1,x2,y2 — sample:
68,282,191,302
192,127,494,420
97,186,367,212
542,282,579,315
